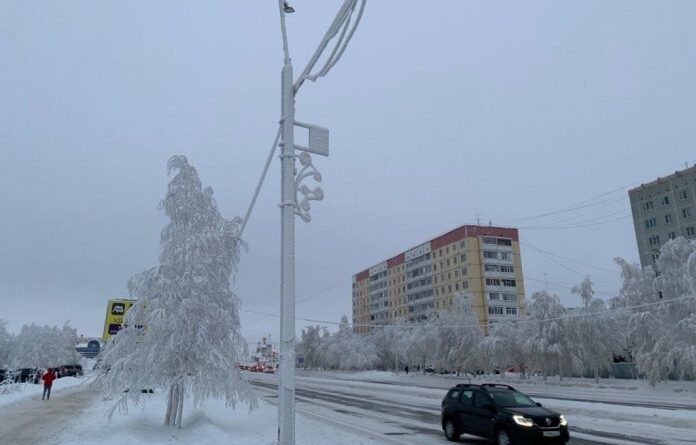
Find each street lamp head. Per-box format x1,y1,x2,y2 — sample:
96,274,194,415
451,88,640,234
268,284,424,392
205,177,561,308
283,2,295,13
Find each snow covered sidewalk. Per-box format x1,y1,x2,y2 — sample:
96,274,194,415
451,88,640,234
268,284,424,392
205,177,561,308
0,377,96,445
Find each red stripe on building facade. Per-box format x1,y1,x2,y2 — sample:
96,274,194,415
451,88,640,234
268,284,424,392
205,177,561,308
387,253,405,268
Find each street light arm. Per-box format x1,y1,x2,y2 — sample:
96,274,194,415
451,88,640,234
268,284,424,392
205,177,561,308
294,0,367,92
278,0,292,64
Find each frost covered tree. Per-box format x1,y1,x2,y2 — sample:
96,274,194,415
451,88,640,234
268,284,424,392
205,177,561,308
296,325,328,369
319,315,378,370
523,291,581,379
433,294,485,374
481,320,528,378
613,237,696,384
98,156,255,427
0,320,14,368
11,322,80,369
570,277,617,382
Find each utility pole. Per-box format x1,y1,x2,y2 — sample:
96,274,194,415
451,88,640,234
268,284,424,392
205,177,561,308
278,3,296,441
274,2,366,444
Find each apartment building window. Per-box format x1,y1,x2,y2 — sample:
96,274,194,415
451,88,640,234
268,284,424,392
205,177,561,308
448,285,452,292
489,292,500,301
460,254,466,262
643,201,654,211
687,226,696,237
446,247,450,253
682,208,692,218
453,256,458,264
498,238,512,246
483,237,497,245
461,267,467,275
500,252,512,260
485,264,499,272
503,293,517,302
454,270,459,277
455,283,459,291
462,280,469,289
645,218,657,229
668,231,677,240
486,278,501,286
483,251,497,259
679,190,689,200
662,196,670,205
664,214,674,224
502,279,516,287
651,253,659,264
648,235,660,246
460,241,465,248
500,265,515,273
506,307,518,316
447,259,450,266
488,306,504,315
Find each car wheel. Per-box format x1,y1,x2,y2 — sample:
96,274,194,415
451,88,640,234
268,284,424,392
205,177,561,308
443,419,460,442
496,430,512,445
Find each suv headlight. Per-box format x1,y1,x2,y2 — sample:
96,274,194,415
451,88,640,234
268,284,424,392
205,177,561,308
559,415,567,426
512,414,534,427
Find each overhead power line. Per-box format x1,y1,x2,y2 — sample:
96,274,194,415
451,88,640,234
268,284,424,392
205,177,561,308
243,295,695,331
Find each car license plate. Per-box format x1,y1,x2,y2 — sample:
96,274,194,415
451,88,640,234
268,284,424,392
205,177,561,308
543,431,561,437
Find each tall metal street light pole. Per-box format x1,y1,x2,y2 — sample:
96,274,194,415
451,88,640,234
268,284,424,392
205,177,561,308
275,2,366,445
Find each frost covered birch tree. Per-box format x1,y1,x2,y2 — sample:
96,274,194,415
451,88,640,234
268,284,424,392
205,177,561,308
570,277,617,382
613,238,696,384
434,294,485,373
12,323,80,368
0,320,13,368
523,291,581,379
98,156,255,427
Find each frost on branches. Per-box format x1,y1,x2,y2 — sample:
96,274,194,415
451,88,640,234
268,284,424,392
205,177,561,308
10,322,80,369
98,156,256,428
614,237,696,385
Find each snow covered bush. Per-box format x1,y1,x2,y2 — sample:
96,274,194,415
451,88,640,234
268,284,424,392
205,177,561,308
318,315,379,370
97,156,256,427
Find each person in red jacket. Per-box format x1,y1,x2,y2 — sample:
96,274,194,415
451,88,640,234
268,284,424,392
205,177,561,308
42,369,56,400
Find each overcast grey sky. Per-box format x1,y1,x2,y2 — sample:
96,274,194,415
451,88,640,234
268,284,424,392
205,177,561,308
1,1,695,344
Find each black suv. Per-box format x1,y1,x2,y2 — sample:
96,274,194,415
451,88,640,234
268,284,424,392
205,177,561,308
441,383,569,445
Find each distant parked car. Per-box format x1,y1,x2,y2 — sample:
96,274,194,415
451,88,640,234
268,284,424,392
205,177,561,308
263,365,275,374
441,383,569,445
59,364,83,377
0,368,8,383
13,368,42,384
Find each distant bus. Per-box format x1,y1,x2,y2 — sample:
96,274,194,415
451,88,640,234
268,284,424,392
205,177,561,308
102,298,136,342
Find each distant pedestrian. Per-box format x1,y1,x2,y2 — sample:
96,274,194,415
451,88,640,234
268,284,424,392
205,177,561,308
404,365,409,375
42,369,56,400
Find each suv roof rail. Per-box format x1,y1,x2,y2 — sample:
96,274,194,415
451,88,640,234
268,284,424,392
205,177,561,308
481,383,516,391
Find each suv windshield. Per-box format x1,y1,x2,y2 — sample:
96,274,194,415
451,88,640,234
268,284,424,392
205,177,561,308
488,390,537,407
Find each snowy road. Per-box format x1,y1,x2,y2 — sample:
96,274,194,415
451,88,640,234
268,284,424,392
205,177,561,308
0,384,98,445
247,375,606,445
247,373,696,445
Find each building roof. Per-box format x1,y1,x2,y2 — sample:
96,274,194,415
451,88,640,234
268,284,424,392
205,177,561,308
629,164,696,195
353,224,519,280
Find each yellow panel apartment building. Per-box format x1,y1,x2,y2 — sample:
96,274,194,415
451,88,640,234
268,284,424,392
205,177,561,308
352,224,526,334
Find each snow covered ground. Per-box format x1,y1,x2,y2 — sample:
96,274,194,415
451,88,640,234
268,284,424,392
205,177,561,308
0,376,387,445
2,370,695,445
